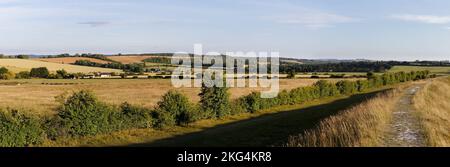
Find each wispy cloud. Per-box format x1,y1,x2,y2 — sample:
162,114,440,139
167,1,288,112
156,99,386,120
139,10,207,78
391,14,450,24
78,21,110,27
268,12,358,29
255,1,359,29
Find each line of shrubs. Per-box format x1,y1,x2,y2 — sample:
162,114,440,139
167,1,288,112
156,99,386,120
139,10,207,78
235,71,431,113
0,71,431,146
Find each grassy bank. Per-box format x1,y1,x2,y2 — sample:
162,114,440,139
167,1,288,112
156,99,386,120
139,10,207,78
413,77,450,146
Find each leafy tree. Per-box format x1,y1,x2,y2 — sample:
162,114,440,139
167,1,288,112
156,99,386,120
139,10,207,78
155,90,193,126
0,67,7,74
30,67,49,78
16,71,31,79
56,69,68,79
199,82,231,118
16,55,30,59
0,67,15,80
54,90,118,136
287,70,296,79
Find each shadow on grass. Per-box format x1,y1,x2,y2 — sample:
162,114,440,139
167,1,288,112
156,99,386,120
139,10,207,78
129,89,390,147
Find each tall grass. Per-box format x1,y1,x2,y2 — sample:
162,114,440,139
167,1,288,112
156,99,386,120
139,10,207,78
413,77,450,146
285,89,402,147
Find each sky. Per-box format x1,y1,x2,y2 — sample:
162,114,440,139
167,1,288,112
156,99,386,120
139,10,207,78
1,0,450,61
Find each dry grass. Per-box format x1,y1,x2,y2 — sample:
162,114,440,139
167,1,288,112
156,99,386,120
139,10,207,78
0,78,357,116
37,57,110,64
413,77,450,146
285,88,402,147
0,59,122,73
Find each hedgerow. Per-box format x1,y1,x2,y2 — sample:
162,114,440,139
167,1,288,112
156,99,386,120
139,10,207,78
236,71,431,114
0,109,45,147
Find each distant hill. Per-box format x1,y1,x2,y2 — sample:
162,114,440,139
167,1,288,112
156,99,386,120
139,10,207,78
0,59,122,73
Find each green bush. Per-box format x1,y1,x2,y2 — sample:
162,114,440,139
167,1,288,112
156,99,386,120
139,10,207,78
230,99,248,115
276,90,292,105
16,55,30,59
242,92,261,113
16,71,31,79
314,80,340,97
119,102,153,129
56,69,68,79
356,80,369,92
0,109,45,147
336,80,357,95
54,90,119,137
0,67,15,80
151,110,176,128
155,90,194,127
199,84,231,118
30,67,49,78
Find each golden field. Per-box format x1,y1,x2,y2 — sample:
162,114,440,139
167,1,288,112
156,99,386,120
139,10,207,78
37,57,110,64
0,59,122,73
107,55,155,64
0,78,359,117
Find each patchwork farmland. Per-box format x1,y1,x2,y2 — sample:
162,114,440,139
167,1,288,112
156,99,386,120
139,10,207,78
0,59,122,73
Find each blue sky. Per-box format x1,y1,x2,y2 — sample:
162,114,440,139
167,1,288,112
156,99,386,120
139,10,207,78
1,0,450,61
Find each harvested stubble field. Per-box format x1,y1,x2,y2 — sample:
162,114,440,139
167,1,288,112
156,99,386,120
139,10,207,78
37,57,111,64
0,59,122,73
0,78,361,116
107,55,156,64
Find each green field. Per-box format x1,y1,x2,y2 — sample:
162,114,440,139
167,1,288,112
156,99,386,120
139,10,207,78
389,65,450,74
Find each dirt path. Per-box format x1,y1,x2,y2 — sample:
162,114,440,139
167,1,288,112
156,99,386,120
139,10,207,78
384,84,426,147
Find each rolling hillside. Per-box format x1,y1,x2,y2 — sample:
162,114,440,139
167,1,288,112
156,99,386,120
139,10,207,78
0,59,122,73
37,57,111,64
107,55,156,64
